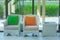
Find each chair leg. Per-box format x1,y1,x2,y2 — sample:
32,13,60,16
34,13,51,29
24,35,28,37
7,33,12,36
32,34,38,37
58,24,60,32
32,34,34,37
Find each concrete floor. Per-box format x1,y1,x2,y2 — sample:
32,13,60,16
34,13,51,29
0,32,60,40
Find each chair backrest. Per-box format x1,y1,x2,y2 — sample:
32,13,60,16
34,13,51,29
25,16,37,26
7,15,19,25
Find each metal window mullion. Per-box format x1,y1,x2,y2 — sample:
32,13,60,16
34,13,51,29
32,0,34,15
5,0,8,18
58,1,60,32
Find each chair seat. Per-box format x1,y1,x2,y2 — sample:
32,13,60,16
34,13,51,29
24,26,38,30
5,25,19,30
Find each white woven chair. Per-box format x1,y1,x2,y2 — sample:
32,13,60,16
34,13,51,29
23,15,40,37
4,14,22,36
42,22,57,37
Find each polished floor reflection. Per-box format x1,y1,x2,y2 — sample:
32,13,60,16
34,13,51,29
0,32,60,40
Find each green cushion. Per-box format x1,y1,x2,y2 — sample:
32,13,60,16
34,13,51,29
8,15,19,25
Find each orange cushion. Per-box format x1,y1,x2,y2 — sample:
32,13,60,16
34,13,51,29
25,16,36,26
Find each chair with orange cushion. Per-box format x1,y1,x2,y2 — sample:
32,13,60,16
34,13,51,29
23,15,40,37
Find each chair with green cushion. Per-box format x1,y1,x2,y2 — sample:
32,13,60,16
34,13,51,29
4,15,22,36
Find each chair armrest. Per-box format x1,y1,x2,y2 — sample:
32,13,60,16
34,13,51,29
3,20,7,27
36,16,40,25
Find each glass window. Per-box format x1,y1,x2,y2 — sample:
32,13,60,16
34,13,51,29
45,0,59,30
0,0,5,19
47,0,59,1
11,0,37,15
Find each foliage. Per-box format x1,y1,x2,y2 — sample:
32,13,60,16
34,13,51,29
15,4,59,17
0,5,4,18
